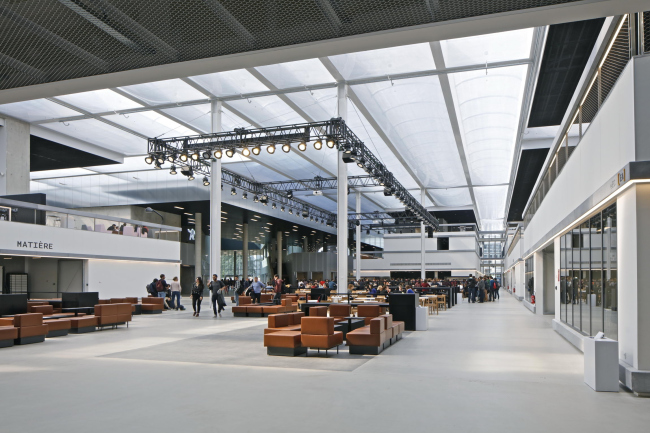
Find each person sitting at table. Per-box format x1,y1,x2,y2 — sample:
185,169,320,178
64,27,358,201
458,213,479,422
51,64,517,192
368,285,378,295
405,285,415,294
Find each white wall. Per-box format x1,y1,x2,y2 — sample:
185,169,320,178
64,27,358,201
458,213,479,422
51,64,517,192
86,260,181,299
523,59,637,253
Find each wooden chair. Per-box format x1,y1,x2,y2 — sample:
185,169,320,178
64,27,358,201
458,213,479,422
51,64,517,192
437,295,446,312
429,296,438,315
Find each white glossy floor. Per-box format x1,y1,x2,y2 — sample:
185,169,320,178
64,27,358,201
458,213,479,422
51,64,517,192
1,294,647,432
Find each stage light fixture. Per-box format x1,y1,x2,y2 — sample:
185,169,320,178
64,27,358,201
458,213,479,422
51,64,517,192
188,174,195,181
289,208,293,215
282,143,291,153
242,192,248,199
231,187,236,195
253,195,259,203
326,138,335,148
298,141,307,151
203,177,210,186
356,157,365,168
225,148,235,158
154,161,162,170
355,220,360,226
179,152,188,162
267,144,275,154
287,190,293,199
242,147,251,157
280,206,285,212
313,139,322,150
272,203,277,209
252,146,261,155
191,151,200,161
167,153,177,163
170,165,177,175
156,154,165,164
145,155,154,164
302,210,308,218
202,151,211,160
214,149,222,159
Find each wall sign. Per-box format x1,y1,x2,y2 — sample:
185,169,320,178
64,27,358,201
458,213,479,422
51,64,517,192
16,241,53,250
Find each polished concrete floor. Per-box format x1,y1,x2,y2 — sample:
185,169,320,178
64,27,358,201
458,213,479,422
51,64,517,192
1,294,648,432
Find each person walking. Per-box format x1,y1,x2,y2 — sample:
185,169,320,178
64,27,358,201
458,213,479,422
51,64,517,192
215,283,226,317
191,277,204,317
273,274,283,305
209,274,225,317
170,276,181,310
250,277,264,303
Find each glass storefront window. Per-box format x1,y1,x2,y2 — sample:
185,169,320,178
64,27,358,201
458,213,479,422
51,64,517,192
560,203,617,340
525,256,534,303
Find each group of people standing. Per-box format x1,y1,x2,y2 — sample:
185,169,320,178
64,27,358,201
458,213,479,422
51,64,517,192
146,274,182,310
189,275,227,318
464,274,500,303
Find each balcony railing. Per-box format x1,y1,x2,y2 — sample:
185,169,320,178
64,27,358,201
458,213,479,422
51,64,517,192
0,198,180,242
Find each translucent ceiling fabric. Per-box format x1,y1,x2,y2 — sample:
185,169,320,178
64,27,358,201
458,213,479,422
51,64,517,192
226,95,305,126
0,99,80,122
254,59,335,88
119,79,205,105
329,43,435,80
474,184,509,225
427,188,473,207
351,76,467,189
41,119,145,155
440,28,534,68
103,111,196,139
56,89,143,113
189,69,268,97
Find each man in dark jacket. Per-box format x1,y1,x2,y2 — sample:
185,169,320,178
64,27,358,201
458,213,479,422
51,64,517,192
467,274,477,303
273,274,283,305
209,274,224,317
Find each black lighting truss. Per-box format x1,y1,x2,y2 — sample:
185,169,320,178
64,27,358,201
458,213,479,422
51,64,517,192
147,118,438,230
221,168,334,223
259,175,379,192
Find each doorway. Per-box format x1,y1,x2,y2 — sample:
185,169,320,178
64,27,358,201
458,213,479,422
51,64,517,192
543,245,555,315
57,260,84,293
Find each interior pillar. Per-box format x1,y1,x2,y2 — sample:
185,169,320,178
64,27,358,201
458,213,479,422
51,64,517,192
0,118,30,196
303,237,308,252
336,83,348,293
209,100,222,278
421,188,426,281
277,231,283,280
242,222,249,279
356,191,361,281
194,213,202,279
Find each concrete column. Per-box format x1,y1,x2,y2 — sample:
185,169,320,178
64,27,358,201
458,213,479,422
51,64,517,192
242,223,249,279
355,191,361,281
194,213,202,280
421,188,426,281
533,250,544,313
336,83,348,294
209,100,222,278
277,231,283,280
0,118,30,196
303,237,308,252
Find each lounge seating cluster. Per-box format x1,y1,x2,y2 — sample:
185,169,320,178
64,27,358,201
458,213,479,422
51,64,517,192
263,314,343,357
232,296,296,317
346,314,404,355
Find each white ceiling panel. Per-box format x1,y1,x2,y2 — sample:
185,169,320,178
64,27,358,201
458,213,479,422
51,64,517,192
351,76,467,189
31,168,95,180
329,43,435,80
255,59,335,89
161,104,211,133
103,111,197,139
285,89,337,122
227,95,305,126
0,99,81,122
346,101,419,189
441,28,534,68
189,69,268,97
221,162,291,183
119,79,205,105
474,185,509,227
88,156,151,173
57,89,143,113
40,119,145,155
448,65,528,186
428,188,473,207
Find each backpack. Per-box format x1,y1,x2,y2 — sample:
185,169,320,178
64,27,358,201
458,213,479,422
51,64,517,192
146,282,156,296
492,281,497,289
156,280,164,292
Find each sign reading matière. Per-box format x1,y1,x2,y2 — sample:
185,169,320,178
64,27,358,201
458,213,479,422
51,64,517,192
16,241,53,250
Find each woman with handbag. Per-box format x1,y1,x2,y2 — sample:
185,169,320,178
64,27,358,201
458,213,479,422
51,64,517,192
191,276,204,317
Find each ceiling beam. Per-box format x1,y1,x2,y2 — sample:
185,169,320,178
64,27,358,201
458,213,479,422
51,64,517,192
0,5,107,71
428,41,480,226
57,0,178,60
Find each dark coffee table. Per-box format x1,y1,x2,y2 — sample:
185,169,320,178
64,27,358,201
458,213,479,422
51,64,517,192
334,317,365,339
62,307,95,316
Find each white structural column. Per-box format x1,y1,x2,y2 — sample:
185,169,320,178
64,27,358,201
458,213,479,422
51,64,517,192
277,231,283,280
421,188,426,281
336,83,349,293
209,100,222,278
303,237,308,252
0,118,30,195
242,223,249,279
195,212,202,279
356,191,361,281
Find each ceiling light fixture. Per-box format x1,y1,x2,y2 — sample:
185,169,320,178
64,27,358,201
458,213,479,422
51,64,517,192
267,144,275,154
214,149,222,159
314,139,322,150
154,161,162,170
282,143,291,153
298,141,307,151
170,165,177,175
179,152,188,162
287,190,293,199
203,176,210,186
242,192,248,200
202,151,211,160
191,151,200,161
225,148,235,158
252,146,261,155
242,147,251,157
326,138,335,148
167,153,177,163
145,155,154,164
231,187,237,195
